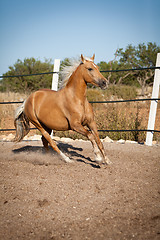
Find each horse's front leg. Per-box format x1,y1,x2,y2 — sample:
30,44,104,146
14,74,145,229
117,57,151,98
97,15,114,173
87,120,112,165
70,121,111,165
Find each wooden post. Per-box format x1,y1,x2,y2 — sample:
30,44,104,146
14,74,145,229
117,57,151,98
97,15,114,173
145,53,160,146
51,59,60,91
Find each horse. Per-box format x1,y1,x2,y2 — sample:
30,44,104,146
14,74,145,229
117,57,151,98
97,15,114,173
14,54,111,165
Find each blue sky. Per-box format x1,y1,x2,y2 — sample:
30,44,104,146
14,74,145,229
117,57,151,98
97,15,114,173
0,0,160,76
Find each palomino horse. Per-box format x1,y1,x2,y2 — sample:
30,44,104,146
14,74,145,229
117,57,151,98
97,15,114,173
14,54,111,165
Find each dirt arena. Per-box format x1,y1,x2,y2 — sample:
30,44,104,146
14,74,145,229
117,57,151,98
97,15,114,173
0,139,160,240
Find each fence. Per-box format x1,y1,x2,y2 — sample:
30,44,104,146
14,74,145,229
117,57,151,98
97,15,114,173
0,55,160,146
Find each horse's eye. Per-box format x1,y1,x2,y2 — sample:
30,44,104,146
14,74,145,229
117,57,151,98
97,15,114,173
88,68,93,71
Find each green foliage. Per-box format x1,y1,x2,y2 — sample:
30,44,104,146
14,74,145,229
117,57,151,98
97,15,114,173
97,60,120,84
117,42,160,94
98,42,160,93
1,58,53,93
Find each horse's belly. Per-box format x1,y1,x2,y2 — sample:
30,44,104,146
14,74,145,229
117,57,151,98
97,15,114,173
38,110,70,131
44,118,70,131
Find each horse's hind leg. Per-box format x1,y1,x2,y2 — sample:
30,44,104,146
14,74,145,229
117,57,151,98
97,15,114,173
41,130,73,163
41,128,51,152
42,135,50,152
30,120,73,163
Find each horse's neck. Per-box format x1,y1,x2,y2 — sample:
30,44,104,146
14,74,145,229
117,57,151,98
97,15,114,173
65,67,87,101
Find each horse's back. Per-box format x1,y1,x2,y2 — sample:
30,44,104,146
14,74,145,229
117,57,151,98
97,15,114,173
25,89,59,107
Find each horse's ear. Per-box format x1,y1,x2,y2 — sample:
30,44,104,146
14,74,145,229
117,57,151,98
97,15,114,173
81,54,85,63
91,54,95,61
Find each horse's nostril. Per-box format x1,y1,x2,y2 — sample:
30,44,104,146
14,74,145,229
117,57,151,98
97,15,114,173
99,79,107,89
102,80,106,85
102,80,106,86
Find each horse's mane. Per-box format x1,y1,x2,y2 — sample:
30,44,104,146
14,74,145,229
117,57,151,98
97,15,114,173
60,58,81,88
60,56,93,88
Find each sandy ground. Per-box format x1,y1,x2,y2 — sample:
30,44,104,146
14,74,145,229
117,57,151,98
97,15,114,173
0,140,160,240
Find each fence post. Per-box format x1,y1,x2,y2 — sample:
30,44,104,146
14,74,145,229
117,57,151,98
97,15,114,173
146,53,160,146
51,59,61,91
51,59,60,138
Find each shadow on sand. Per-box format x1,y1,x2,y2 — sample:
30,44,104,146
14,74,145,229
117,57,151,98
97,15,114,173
12,142,100,168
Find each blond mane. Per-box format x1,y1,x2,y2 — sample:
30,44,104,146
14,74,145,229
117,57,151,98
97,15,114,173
60,58,81,88
60,56,94,88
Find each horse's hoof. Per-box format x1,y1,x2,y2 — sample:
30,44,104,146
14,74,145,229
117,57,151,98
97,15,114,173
94,154,103,164
104,157,112,165
65,158,74,163
60,151,74,163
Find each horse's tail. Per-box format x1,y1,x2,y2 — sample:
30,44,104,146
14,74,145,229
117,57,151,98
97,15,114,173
13,101,30,142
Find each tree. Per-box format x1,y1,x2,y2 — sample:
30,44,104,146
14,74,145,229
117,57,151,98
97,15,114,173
98,50,118,85
98,60,119,84
117,42,160,95
98,49,137,86
98,42,160,94
1,58,54,92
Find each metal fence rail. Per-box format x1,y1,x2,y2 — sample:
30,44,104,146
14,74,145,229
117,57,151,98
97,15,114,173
0,66,160,79
0,98,160,133
1,98,160,105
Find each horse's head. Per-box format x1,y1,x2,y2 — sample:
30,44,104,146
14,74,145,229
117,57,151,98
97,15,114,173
80,54,108,89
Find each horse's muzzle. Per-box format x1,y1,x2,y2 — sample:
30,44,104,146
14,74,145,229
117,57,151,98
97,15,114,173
99,79,108,90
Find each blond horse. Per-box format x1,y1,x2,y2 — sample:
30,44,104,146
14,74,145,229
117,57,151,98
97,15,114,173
14,54,111,165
